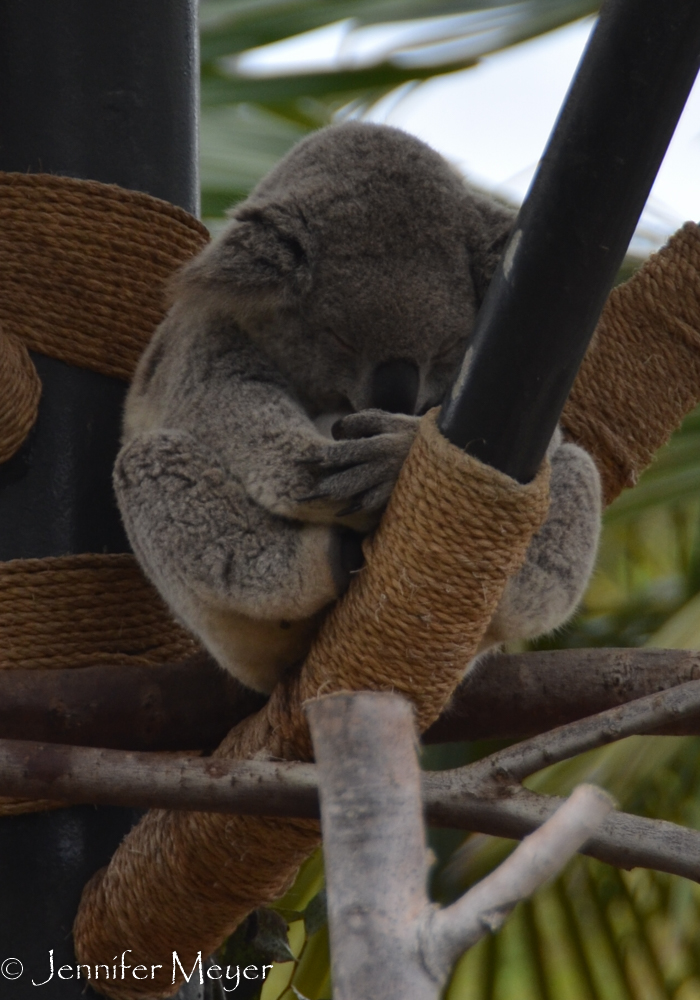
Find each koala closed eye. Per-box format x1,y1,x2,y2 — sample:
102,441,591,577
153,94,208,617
116,120,601,694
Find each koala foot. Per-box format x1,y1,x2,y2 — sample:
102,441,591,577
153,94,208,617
483,437,601,647
115,430,362,691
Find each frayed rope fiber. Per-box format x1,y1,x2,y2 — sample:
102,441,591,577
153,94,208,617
74,221,700,999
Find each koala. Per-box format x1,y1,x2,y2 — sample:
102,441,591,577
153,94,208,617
114,121,601,694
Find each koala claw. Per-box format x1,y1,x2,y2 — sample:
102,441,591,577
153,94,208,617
336,498,366,518
332,409,420,441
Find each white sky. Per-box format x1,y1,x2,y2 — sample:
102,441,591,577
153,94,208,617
236,15,700,257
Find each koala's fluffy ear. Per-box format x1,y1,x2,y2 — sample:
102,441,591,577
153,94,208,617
465,192,517,305
171,205,312,310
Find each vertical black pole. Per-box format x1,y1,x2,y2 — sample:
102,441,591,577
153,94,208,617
0,3,198,997
439,0,700,482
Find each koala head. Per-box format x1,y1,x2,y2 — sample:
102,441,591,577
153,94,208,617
177,121,515,417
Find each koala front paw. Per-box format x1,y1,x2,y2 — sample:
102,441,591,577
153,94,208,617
291,411,419,531
331,409,420,441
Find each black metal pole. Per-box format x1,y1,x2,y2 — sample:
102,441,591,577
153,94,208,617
0,0,199,559
0,3,198,997
439,0,700,482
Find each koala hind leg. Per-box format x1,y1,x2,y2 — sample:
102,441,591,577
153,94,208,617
114,430,361,692
482,439,601,649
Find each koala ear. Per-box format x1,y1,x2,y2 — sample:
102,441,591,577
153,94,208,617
172,205,312,308
465,193,517,305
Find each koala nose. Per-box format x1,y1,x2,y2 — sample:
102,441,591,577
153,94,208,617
370,359,420,414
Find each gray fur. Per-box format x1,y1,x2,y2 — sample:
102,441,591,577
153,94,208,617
115,122,601,693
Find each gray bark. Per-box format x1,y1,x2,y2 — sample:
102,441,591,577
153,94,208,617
306,692,612,1000
1,678,699,881
424,647,700,742
3,648,700,750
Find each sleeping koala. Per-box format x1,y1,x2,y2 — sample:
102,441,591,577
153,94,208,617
115,121,601,694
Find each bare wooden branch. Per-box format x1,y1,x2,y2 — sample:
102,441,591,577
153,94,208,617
307,693,612,1000
2,648,699,751
425,678,700,882
424,782,700,882
307,692,432,1000
1,677,700,883
0,655,264,751
0,739,318,817
421,785,613,977
472,677,700,782
423,648,700,742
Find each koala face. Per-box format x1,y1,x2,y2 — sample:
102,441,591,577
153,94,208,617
176,122,515,420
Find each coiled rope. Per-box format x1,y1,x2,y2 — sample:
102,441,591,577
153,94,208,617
0,173,208,813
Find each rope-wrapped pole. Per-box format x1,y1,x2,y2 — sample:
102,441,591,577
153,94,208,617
0,1,201,985
74,415,551,998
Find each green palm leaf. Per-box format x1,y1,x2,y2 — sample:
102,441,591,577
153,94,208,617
200,0,598,62
199,0,600,218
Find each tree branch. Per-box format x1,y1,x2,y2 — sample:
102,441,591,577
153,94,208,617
0,739,318,817
422,785,613,976
2,648,699,751
423,648,700,743
424,678,700,882
306,693,613,999
2,674,700,881
470,677,700,782
424,782,700,882
307,692,433,1000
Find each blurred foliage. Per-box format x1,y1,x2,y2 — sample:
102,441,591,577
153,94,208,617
199,0,598,222
202,1,700,997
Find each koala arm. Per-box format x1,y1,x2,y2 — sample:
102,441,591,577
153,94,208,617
224,390,418,531
481,434,601,648
138,318,419,532
114,428,372,692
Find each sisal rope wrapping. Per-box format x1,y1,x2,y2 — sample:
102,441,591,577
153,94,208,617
0,174,209,813
0,172,208,384
0,554,200,671
74,411,551,999
562,221,700,506
0,553,201,815
0,325,41,464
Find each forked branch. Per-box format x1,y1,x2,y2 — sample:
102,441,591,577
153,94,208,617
0,679,698,880
307,692,612,1000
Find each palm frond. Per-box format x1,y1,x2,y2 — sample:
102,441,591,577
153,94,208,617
200,0,598,62
199,0,600,218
